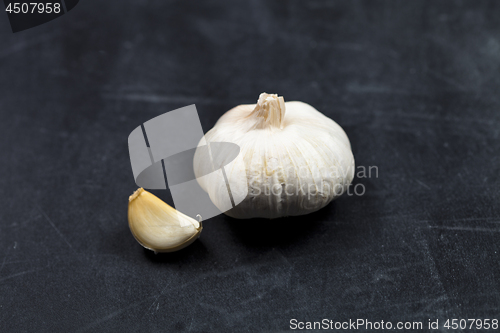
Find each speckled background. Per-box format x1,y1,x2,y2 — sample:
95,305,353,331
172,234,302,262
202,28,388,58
0,1,499,332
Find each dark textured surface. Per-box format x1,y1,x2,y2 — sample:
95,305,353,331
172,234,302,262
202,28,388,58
1,1,500,332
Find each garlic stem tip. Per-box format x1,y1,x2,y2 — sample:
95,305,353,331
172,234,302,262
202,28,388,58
129,188,144,202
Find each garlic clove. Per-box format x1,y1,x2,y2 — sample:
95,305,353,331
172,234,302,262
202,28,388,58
128,188,202,252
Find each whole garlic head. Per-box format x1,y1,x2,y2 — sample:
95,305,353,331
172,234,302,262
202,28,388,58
194,93,355,219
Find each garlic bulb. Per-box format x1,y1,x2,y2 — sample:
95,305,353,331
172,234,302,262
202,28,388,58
193,93,355,219
128,188,202,252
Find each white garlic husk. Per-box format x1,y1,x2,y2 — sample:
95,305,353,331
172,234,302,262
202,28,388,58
193,93,355,219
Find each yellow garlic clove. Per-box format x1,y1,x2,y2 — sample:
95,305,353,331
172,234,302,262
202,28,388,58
128,188,202,253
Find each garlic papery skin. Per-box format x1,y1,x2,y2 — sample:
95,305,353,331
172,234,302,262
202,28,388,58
128,188,202,252
193,93,355,219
